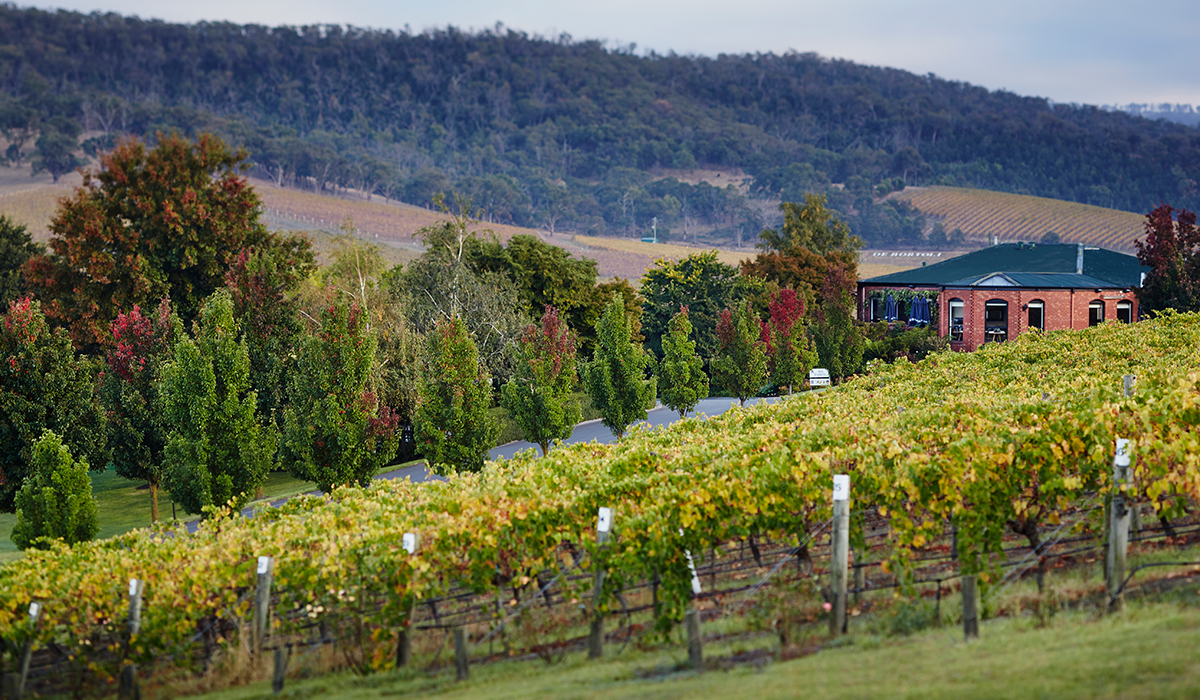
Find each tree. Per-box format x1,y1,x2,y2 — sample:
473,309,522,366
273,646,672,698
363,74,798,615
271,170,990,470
658,307,708,419
0,215,42,308
501,306,581,455
741,194,862,307
31,127,82,183
415,316,498,473
712,302,768,406
640,250,762,359
10,429,98,550
0,297,106,512
282,301,400,492
24,133,278,351
99,299,180,522
158,289,276,515
581,293,655,438
765,288,818,394
1134,204,1200,314
812,263,865,381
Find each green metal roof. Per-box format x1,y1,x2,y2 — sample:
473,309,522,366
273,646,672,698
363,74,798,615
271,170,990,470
944,272,1118,289
862,243,1148,289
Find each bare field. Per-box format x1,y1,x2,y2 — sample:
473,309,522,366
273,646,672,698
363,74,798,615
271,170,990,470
892,186,1144,252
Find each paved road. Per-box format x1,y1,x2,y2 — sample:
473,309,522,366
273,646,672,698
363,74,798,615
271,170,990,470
184,395,786,532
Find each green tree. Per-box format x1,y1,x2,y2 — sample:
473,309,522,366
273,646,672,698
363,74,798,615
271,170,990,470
25,133,279,351
501,305,581,455
31,127,82,183
99,299,180,522
282,301,400,492
712,302,769,406
0,297,106,512
581,293,655,438
158,289,276,515
11,429,98,550
640,250,761,359
765,288,817,394
741,194,861,307
812,263,865,381
0,215,42,308
658,307,708,419
415,316,498,473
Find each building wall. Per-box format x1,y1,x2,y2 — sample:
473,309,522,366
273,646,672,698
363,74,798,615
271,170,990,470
859,284,1140,352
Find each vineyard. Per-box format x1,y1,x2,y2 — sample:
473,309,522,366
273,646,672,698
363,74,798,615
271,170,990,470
893,186,1145,252
2,313,1200,696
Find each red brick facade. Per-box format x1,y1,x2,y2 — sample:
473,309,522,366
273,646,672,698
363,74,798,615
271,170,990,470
858,285,1140,352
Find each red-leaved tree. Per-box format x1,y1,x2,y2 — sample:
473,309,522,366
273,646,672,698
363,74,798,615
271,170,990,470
1134,204,1200,314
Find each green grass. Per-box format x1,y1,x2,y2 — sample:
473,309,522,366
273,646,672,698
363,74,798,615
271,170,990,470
192,592,1200,700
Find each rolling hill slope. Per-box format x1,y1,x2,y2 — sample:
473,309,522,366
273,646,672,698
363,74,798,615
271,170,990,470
892,187,1145,253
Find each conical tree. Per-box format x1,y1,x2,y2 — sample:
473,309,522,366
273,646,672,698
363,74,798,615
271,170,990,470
582,293,655,438
813,263,865,382
501,305,581,455
11,429,98,550
712,301,768,406
415,316,498,473
658,306,708,419
158,289,276,515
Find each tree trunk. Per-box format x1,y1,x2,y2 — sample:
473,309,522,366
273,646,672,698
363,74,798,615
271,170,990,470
150,481,159,523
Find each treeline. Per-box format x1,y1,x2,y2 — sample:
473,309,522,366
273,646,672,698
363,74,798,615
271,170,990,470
0,135,937,545
1,6,1198,248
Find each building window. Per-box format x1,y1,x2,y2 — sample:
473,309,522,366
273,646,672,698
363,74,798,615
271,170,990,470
1116,300,1133,323
871,296,885,321
985,299,1008,342
1027,300,1044,331
1089,300,1105,327
949,298,964,342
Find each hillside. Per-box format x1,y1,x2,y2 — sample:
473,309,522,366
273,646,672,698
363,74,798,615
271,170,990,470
1,5,1198,254
891,187,1146,253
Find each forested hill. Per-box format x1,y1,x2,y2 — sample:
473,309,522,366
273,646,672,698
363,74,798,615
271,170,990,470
1,5,1198,247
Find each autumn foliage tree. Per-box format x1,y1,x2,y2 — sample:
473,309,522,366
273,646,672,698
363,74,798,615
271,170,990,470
501,305,581,455
712,301,769,406
0,298,106,512
763,288,817,394
281,301,399,492
812,263,865,381
415,316,498,473
24,133,278,351
158,289,276,515
658,307,708,418
99,299,179,522
1134,204,1200,314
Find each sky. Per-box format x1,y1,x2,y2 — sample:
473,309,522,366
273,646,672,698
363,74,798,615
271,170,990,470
23,0,1200,107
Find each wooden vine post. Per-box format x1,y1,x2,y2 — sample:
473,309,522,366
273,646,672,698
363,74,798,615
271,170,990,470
829,474,850,636
961,575,979,639
396,532,419,668
253,556,274,654
4,602,41,700
683,539,703,668
120,579,145,700
588,507,612,659
1107,436,1132,612
453,627,469,680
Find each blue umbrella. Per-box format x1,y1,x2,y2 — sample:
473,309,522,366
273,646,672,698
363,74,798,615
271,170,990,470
923,297,933,325
884,294,897,321
916,296,929,326
907,297,920,326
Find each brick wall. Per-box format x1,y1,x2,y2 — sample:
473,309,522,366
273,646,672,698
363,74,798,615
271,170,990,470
859,284,1140,352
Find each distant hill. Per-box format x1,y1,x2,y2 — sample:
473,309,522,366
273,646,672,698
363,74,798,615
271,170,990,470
891,187,1145,253
1,5,1198,254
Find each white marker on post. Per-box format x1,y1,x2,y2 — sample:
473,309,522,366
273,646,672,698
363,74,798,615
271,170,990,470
597,507,612,533
29,602,40,621
129,579,139,597
257,556,272,575
679,528,701,595
402,532,419,554
833,474,850,501
1114,438,1131,469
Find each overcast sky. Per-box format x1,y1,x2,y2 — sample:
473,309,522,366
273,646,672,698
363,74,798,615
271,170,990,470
22,0,1200,107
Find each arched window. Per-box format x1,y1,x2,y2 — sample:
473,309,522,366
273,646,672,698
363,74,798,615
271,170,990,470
949,298,964,342
1116,300,1133,324
1026,299,1045,331
985,299,1008,343
1089,300,1105,327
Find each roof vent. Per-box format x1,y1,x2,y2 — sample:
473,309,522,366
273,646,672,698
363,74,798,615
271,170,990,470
1076,243,1084,275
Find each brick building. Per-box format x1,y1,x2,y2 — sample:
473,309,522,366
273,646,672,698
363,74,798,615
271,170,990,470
858,243,1149,352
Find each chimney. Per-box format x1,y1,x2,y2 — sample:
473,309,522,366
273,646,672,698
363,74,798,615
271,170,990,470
1076,243,1084,275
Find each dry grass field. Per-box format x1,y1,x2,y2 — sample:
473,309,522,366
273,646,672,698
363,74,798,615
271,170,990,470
892,186,1145,252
